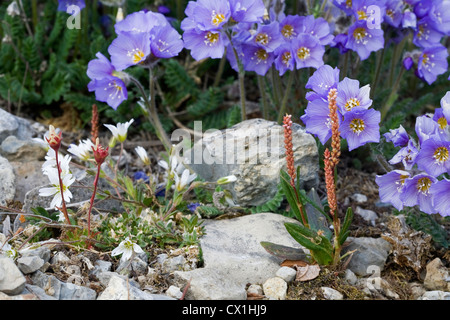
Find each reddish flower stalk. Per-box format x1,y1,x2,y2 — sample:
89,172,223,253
91,104,99,144
46,125,71,225
283,114,296,187
324,148,338,215
87,138,109,241
328,88,341,167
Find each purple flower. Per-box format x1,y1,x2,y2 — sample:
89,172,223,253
403,56,414,70
114,11,168,35
375,170,410,211
430,178,450,217
301,15,334,46
384,125,409,147
108,32,151,71
402,10,417,28
183,0,231,31
87,52,128,110
434,91,450,131
184,29,228,60
241,44,274,76
134,171,150,183
149,25,184,59
279,15,304,41
292,34,325,69
301,97,338,145
385,0,404,27
88,77,128,110
332,0,354,15
305,64,340,100
274,44,295,76
417,44,448,85
413,17,444,48
400,173,437,214
229,0,265,23
340,107,381,151
249,22,284,53
336,77,372,114
427,0,450,35
351,0,386,24
389,139,419,170
346,20,384,61
330,33,350,55
415,115,439,145
187,202,202,213
415,138,450,177
58,0,85,12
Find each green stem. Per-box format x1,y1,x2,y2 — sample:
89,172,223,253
213,47,227,88
31,0,38,30
341,51,349,81
371,47,385,99
87,163,101,241
257,75,269,119
380,67,405,122
277,71,295,124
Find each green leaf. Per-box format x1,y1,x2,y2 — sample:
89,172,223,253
260,241,307,260
284,222,333,265
338,207,354,246
302,189,332,240
279,170,307,225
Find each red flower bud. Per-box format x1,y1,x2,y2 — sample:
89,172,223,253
46,125,62,151
92,138,109,165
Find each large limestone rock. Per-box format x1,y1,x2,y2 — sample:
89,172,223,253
184,119,319,206
171,213,306,300
0,155,15,207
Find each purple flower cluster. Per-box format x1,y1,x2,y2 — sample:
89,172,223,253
57,0,85,12
376,91,450,216
300,64,381,151
181,0,334,76
332,0,450,84
87,10,184,109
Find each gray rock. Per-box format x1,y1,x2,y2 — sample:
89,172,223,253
0,135,46,162
50,252,71,265
355,206,378,226
0,291,38,300
94,270,139,288
0,256,26,295
344,269,358,285
419,290,450,300
90,260,112,275
98,275,174,300
60,282,97,300
0,108,19,142
343,237,392,276
424,258,450,291
173,268,247,300
0,155,15,207
263,277,287,300
17,255,45,274
171,213,305,300
185,119,319,206
24,284,58,300
247,284,263,296
157,254,190,273
117,256,148,275
351,193,368,203
20,246,51,263
321,287,344,300
275,266,297,283
10,161,48,203
30,271,62,299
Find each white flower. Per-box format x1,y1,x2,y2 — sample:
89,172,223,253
135,146,150,165
216,175,237,185
68,139,94,161
111,237,144,263
6,1,20,17
42,149,72,176
1,242,17,259
104,119,134,143
174,169,197,192
39,168,75,209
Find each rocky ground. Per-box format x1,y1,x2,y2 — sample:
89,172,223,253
0,107,449,300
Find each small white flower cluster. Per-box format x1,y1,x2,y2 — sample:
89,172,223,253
158,146,197,192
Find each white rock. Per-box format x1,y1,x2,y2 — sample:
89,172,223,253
263,277,287,300
420,291,450,300
50,252,71,265
276,266,297,283
424,258,450,291
321,287,344,300
0,256,26,295
247,284,263,296
351,193,368,203
355,207,378,226
166,285,183,300
344,269,358,285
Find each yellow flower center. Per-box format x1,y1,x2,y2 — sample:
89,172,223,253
345,98,361,111
434,146,449,163
255,33,269,45
353,27,368,41
345,0,352,9
357,10,368,20
255,49,268,62
349,118,365,134
129,49,145,64
386,9,394,19
281,24,295,39
211,11,225,26
205,31,219,45
417,177,432,194
422,53,430,66
281,51,292,65
297,47,310,60
437,117,448,130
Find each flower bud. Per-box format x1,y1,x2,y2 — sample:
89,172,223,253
216,175,237,185
92,138,109,165
46,125,62,151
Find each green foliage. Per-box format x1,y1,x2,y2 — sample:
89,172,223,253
251,184,285,215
